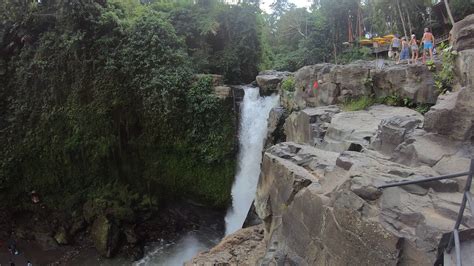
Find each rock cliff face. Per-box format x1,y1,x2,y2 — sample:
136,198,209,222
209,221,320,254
280,60,439,111
189,15,474,265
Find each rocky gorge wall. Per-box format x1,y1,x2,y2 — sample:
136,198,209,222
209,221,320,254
189,15,474,266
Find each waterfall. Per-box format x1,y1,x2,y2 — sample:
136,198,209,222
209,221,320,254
225,87,279,235
134,87,278,265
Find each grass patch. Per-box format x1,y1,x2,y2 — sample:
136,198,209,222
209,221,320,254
341,94,433,114
342,96,376,111
281,76,295,92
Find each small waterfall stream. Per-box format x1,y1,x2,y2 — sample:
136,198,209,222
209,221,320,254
225,87,279,235
134,86,278,265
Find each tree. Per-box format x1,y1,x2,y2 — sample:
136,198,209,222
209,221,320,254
443,0,455,25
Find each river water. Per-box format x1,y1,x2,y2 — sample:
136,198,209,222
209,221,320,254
136,87,278,265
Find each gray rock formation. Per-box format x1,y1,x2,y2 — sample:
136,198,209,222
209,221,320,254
265,107,287,148
371,115,423,156
456,50,474,86
451,14,474,52
284,105,340,146
284,60,437,110
254,143,472,265
394,131,462,167
372,64,438,103
424,87,474,141
256,70,291,95
322,105,422,153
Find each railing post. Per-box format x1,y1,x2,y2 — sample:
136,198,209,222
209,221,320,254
446,159,474,257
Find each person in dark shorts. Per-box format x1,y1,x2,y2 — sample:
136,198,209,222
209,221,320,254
390,34,401,60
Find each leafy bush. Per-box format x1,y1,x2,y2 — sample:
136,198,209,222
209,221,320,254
281,76,295,92
339,46,374,64
434,43,456,94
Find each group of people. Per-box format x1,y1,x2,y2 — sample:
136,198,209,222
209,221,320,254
390,28,435,64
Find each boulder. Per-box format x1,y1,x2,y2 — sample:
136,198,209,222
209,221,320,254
256,70,291,95
290,63,334,109
424,87,474,141
331,61,374,98
293,62,373,108
322,105,422,153
187,225,265,265
91,215,120,258
371,115,423,156
455,49,474,86
265,107,287,148
284,105,340,146
372,64,438,104
433,155,472,192
394,131,462,167
451,14,474,52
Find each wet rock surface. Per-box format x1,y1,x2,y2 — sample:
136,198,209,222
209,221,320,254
187,225,265,266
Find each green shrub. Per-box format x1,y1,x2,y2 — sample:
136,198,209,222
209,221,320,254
342,96,376,111
339,46,374,64
434,43,456,94
281,76,295,92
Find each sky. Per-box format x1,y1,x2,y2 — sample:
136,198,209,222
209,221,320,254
260,0,313,13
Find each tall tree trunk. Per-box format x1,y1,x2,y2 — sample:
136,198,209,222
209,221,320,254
396,0,407,38
405,6,413,35
444,0,455,26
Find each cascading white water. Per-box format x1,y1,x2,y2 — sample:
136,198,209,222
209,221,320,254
133,87,278,265
225,87,279,235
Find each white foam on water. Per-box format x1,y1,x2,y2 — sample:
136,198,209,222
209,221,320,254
224,87,279,235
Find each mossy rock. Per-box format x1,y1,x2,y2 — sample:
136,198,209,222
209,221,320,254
91,215,120,258
54,227,69,245
83,198,135,225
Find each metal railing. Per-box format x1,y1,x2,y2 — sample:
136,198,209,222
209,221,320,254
378,159,474,266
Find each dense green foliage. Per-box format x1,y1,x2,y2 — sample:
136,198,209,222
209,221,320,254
434,43,456,94
0,0,251,212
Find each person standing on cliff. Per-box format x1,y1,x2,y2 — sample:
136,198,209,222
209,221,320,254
398,37,410,64
422,28,435,64
390,34,401,60
409,34,419,64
